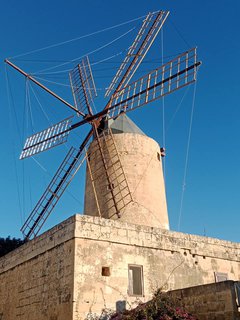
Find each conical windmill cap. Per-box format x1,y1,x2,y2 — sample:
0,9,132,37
107,112,145,135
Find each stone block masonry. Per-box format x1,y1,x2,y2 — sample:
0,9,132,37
0,215,240,319
169,281,240,319
0,217,75,320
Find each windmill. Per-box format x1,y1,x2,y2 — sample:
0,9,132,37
5,10,201,240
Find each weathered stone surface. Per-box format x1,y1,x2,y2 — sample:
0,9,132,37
84,132,169,230
169,281,240,320
0,215,239,320
0,217,75,320
72,215,240,319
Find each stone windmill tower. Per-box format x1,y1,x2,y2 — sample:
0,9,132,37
5,10,201,240
84,112,169,229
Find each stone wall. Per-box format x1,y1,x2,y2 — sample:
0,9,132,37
0,217,76,320
169,281,240,320
0,215,240,320
73,215,240,319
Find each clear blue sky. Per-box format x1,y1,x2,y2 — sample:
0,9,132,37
0,0,240,243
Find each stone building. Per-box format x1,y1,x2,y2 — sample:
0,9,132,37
0,115,239,320
0,215,240,320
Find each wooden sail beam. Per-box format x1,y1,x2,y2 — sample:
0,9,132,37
21,128,93,239
105,11,169,97
5,59,85,117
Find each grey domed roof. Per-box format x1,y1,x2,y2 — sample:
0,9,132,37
106,113,145,135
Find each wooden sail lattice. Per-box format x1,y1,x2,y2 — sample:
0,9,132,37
69,56,97,115
105,10,169,97
20,116,73,159
108,48,199,118
86,127,132,218
21,147,87,239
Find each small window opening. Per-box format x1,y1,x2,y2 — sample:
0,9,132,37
128,265,144,296
214,272,228,282
157,152,161,161
102,266,110,277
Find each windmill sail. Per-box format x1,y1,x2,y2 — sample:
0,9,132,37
21,147,87,239
108,48,201,118
20,117,73,159
69,56,97,116
105,10,169,97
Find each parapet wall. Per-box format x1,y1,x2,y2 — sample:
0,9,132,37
74,215,240,263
